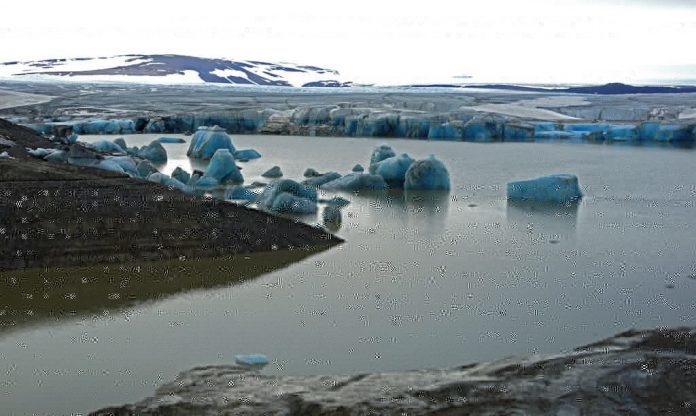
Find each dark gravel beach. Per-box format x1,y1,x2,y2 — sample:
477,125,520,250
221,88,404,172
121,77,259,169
0,119,340,270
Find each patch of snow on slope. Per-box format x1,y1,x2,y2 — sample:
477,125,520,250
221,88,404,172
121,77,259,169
0,56,152,77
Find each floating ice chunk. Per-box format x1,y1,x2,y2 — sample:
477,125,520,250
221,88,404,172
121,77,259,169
202,149,243,185
171,167,191,184
507,174,583,204
320,196,351,207
113,138,128,150
89,140,126,154
302,172,341,188
320,173,388,191
147,172,192,193
234,149,262,161
157,137,186,144
271,192,318,214
258,179,317,214
44,150,68,163
104,156,138,175
322,205,342,229
352,164,364,172
138,141,168,162
66,133,79,144
234,354,269,366
262,166,283,178
187,126,236,159
27,147,55,158
368,145,396,174
225,186,259,201
136,160,158,178
97,160,126,173
373,153,414,188
304,167,321,177
404,155,450,191
0,151,14,159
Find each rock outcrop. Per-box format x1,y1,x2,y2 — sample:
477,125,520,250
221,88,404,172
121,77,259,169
92,327,696,415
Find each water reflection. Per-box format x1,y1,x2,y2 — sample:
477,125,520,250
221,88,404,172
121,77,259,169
506,200,579,244
0,247,329,336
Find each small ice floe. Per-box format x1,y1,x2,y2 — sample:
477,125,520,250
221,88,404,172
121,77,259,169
352,164,364,172
234,354,269,366
234,149,261,161
302,172,341,188
404,155,451,191
304,167,321,177
0,151,14,159
137,140,168,162
261,165,283,178
507,174,583,204
320,173,388,191
157,137,186,144
225,186,259,201
258,179,317,214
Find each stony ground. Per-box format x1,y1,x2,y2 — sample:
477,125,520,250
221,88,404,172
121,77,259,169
0,119,340,270
91,327,696,415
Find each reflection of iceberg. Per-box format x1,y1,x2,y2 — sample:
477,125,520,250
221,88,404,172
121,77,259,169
0,248,330,336
377,190,451,235
506,200,579,243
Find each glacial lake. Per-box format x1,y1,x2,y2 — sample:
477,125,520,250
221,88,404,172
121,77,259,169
2,134,696,415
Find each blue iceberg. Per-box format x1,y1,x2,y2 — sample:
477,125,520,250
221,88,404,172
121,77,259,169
368,144,396,174
352,164,364,172
157,137,186,144
89,140,126,154
97,160,126,174
320,173,388,191
187,126,236,159
203,149,244,184
137,141,168,162
225,186,259,201
507,174,583,204
234,149,262,161
404,155,450,191
136,160,158,178
373,153,415,188
171,166,191,184
258,179,318,214
261,166,283,178
147,172,192,193
44,150,67,163
302,172,341,188
234,354,269,366
104,156,138,176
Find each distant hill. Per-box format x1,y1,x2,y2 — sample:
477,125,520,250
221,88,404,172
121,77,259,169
466,82,696,94
0,54,354,87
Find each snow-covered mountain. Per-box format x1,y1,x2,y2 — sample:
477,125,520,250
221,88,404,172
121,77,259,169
0,54,355,87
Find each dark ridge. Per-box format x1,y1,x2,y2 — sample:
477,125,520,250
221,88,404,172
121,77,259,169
466,82,696,95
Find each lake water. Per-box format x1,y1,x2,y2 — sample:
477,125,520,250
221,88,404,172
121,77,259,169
2,134,696,415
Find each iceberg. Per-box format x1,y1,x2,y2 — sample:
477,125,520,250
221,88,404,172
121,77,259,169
302,172,341,188
234,354,269,366
233,149,262,161
304,167,321,177
321,196,350,207
322,205,342,228
0,151,13,159
97,160,126,174
320,173,388,191
113,138,128,150
44,150,67,163
137,141,168,162
225,186,259,201
262,166,283,178
88,140,126,154
104,156,138,175
404,155,450,191
147,172,192,193
352,164,364,172
507,174,583,204
66,133,79,144
373,153,415,188
136,160,158,178
187,126,236,159
27,147,56,158
171,166,191,184
368,144,396,174
203,149,244,184
258,179,317,214
157,137,186,144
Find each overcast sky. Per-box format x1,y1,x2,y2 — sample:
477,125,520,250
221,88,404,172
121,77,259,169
2,0,695,84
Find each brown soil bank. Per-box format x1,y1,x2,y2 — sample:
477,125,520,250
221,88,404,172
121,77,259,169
92,327,696,415
0,119,340,270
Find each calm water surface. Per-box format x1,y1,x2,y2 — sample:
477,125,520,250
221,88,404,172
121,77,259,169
2,134,695,415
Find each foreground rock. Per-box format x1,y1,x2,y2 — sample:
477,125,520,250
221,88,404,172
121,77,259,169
92,327,696,415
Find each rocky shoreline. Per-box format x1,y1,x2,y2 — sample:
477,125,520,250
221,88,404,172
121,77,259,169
92,326,696,415
0,119,340,270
